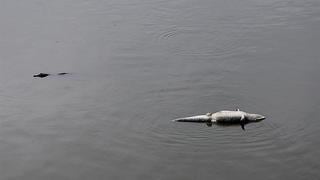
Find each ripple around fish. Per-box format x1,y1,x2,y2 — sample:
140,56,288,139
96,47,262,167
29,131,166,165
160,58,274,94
104,104,314,161
229,118,315,160
131,115,294,157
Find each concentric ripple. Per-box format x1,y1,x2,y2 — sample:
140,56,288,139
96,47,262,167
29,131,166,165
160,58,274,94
157,27,249,58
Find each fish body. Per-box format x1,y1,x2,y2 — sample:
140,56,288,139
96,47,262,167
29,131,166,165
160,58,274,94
173,109,265,130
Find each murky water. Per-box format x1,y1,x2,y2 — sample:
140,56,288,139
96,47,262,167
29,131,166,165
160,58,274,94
0,0,320,179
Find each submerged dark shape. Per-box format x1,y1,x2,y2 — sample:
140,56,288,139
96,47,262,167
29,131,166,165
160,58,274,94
33,73,69,78
173,109,265,130
33,73,50,78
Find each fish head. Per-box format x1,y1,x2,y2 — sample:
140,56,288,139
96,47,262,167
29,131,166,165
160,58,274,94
246,113,266,122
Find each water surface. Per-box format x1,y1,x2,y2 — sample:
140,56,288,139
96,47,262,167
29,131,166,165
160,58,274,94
0,0,320,179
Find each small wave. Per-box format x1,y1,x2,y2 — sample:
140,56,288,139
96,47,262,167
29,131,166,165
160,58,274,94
157,27,249,58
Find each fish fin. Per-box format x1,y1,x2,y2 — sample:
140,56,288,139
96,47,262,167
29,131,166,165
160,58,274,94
206,112,212,116
240,123,245,131
240,114,245,130
240,114,245,121
206,122,213,127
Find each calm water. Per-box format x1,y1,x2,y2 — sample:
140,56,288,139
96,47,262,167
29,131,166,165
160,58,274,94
0,0,320,179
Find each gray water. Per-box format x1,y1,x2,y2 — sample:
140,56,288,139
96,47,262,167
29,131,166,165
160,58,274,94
0,0,320,179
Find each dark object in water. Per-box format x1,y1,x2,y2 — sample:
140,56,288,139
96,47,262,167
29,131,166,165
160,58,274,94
33,73,69,78
33,73,50,78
